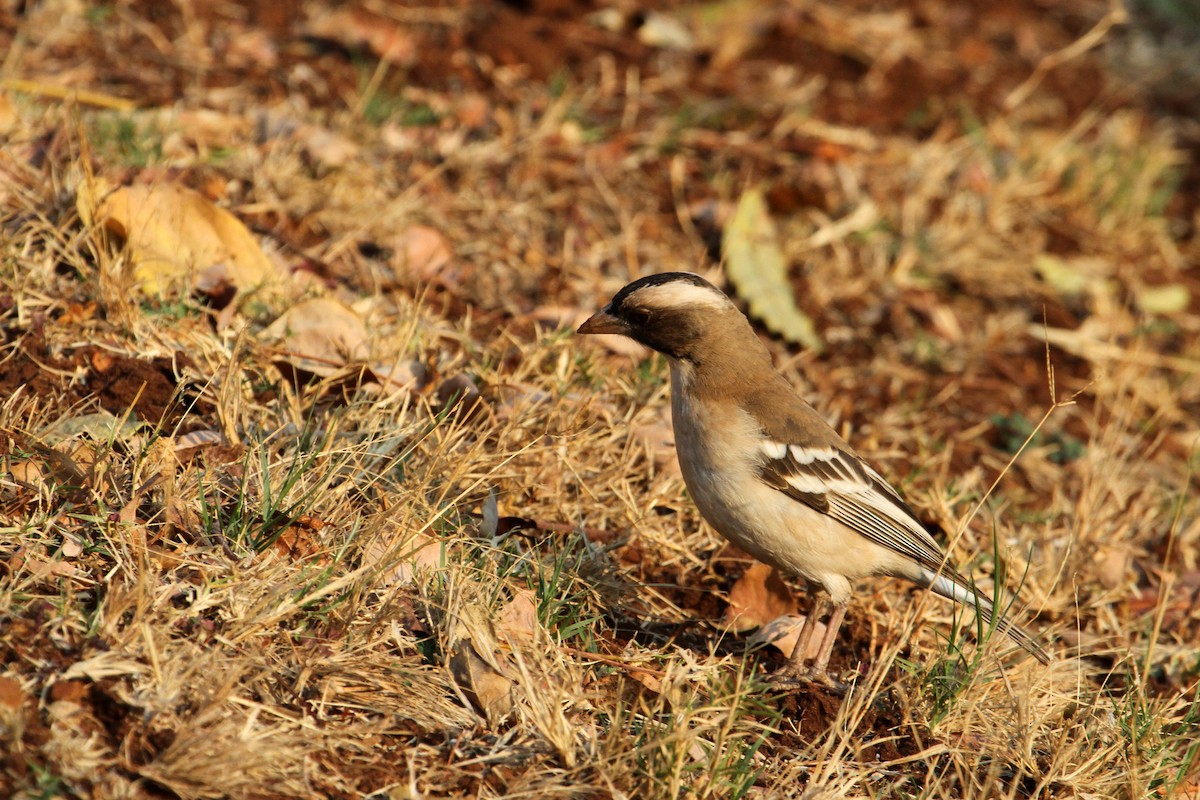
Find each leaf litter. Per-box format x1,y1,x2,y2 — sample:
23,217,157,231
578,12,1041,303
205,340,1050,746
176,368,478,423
1,0,1199,798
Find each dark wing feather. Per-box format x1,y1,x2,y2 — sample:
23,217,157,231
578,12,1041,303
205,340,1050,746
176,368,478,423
756,439,966,583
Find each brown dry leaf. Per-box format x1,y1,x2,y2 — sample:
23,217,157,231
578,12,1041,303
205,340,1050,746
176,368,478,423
723,564,799,633
296,124,360,169
747,614,824,661
40,411,143,444
173,429,225,453
364,532,444,587
15,552,80,580
1135,283,1190,315
170,109,254,150
273,515,328,562
1093,544,1132,590
0,674,24,743
0,675,23,710
307,8,418,65
264,298,369,377
453,94,491,129
391,225,454,283
59,300,97,326
366,358,429,394
449,643,515,726
436,374,483,417
724,186,823,352
7,457,45,486
497,588,540,641
625,668,664,695
81,179,281,296
687,0,774,70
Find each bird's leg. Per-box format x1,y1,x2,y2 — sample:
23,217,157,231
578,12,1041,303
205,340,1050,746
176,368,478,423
786,593,828,674
812,602,848,675
768,593,850,693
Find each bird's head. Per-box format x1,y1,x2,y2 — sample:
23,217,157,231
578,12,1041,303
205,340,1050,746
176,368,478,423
577,272,743,362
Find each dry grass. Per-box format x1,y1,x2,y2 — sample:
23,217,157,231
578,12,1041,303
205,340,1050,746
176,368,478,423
2,1,1200,798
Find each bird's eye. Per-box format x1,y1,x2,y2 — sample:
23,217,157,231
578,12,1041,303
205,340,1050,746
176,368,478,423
626,308,651,327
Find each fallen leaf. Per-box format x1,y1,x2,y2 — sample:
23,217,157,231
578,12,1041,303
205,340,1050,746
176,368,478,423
723,564,799,632
391,225,454,283
688,0,774,70
41,411,144,444
273,515,329,562
449,642,515,725
0,675,24,710
60,301,98,326
1034,254,1089,296
633,407,680,477
626,668,664,695
7,458,44,486
264,298,369,377
1093,544,1132,590
1136,283,1190,315
173,429,225,452
364,532,444,587
307,8,418,65
17,553,80,580
747,613,825,661
637,12,695,50
497,588,540,640
724,187,822,351
436,374,483,417
366,358,429,393
0,92,17,135
447,605,517,726
296,124,360,169
82,180,282,296
453,94,491,129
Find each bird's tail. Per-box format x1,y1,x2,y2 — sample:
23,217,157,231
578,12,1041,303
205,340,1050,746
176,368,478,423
922,570,1052,665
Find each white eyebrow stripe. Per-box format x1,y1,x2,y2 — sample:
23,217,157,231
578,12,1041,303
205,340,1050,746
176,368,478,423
632,281,729,310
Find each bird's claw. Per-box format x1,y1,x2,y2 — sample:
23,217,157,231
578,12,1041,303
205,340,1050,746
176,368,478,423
766,664,849,694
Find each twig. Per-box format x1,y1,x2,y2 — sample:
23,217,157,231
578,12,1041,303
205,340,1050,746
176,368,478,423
1005,3,1128,110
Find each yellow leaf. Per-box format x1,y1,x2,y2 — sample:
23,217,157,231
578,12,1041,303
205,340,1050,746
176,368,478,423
724,187,823,351
1136,283,1190,315
92,182,280,296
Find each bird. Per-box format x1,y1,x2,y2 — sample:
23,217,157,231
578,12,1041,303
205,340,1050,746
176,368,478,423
577,271,1051,684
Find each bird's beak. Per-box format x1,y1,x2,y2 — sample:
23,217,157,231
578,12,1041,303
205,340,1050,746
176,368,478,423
577,307,626,336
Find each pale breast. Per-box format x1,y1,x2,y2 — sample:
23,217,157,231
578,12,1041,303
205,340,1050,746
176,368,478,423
669,364,912,602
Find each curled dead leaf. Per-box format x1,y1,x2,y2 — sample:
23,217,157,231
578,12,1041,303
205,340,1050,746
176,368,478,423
80,180,283,296
273,515,329,563
723,564,799,632
449,643,515,726
497,588,540,641
436,374,483,417
296,124,360,169
747,614,824,661
264,298,369,377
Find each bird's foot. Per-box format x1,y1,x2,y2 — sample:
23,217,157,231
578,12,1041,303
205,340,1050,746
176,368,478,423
766,663,849,694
